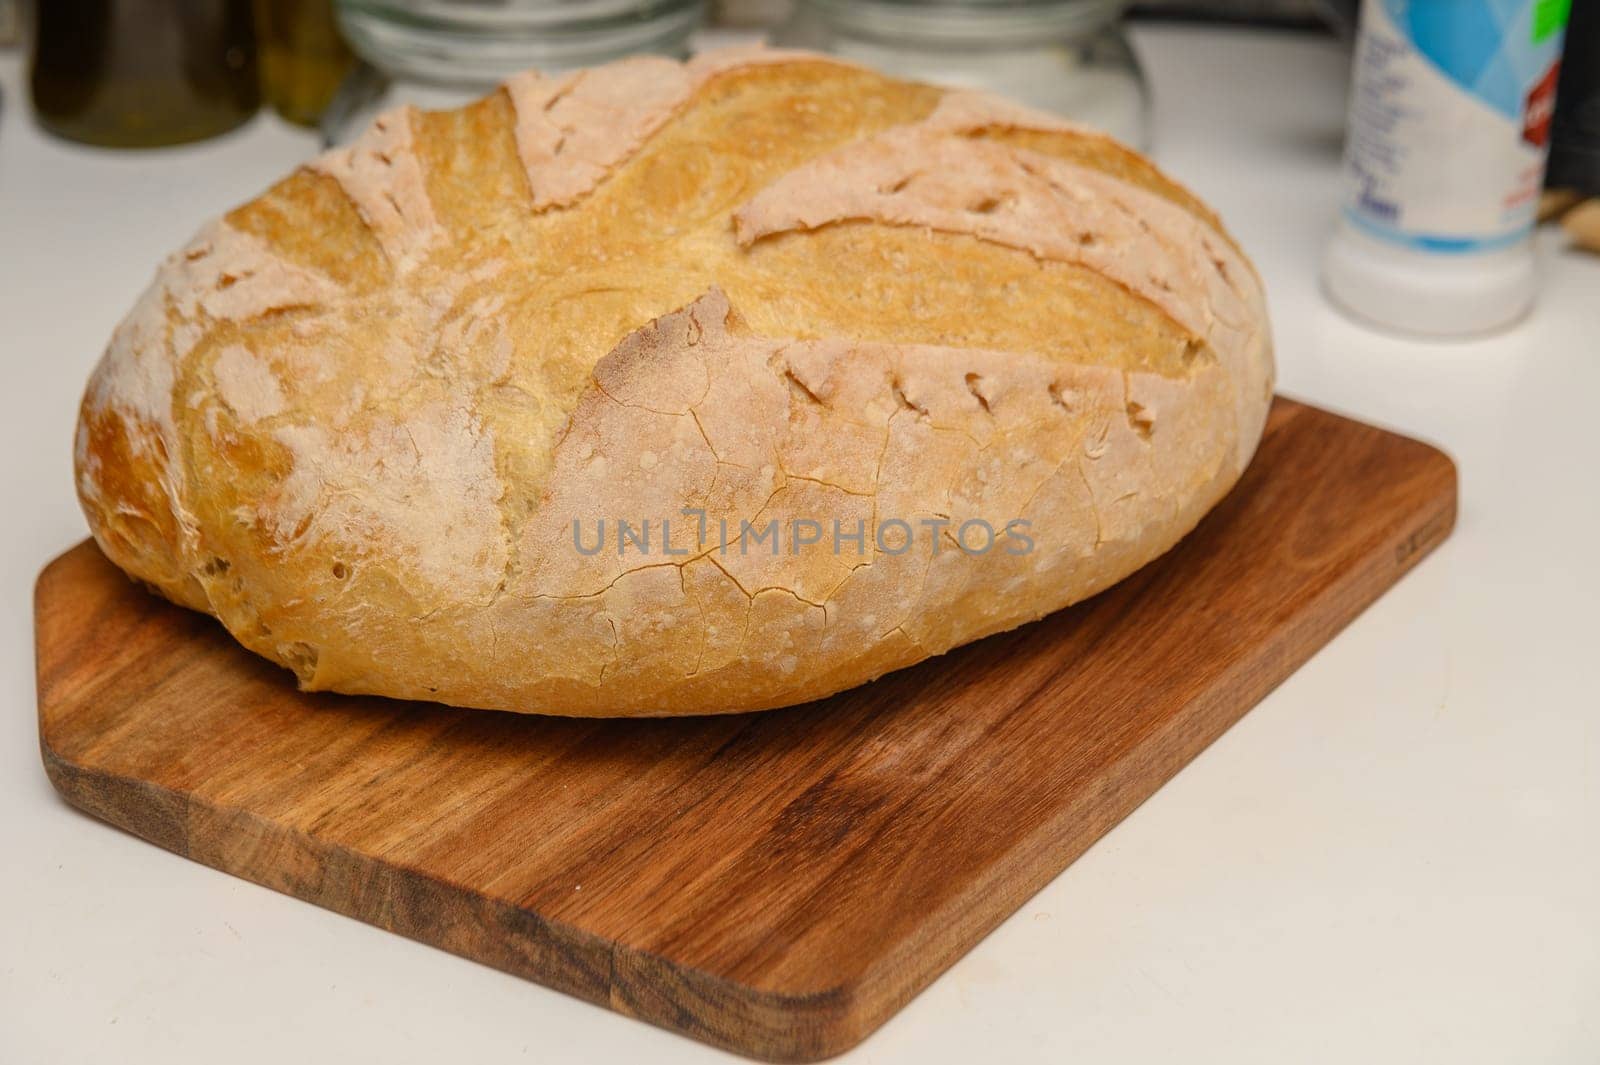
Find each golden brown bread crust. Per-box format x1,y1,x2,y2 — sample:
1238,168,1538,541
74,46,1274,716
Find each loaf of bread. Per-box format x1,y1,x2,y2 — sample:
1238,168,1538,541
74,46,1274,716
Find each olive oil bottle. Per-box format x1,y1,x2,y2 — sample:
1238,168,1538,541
31,0,259,148
256,0,353,127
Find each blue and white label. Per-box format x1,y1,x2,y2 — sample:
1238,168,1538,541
1341,0,1567,252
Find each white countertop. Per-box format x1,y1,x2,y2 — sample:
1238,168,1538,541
2,24,1596,1065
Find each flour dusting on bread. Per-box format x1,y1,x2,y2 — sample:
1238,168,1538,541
75,45,1274,716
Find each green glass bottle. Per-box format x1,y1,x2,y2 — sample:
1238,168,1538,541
31,0,259,148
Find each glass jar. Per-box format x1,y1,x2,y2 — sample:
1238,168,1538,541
30,0,259,148
775,0,1148,148
335,0,707,86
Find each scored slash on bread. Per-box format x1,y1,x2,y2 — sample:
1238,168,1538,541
74,46,1274,717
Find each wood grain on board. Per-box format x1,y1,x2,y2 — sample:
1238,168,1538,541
36,398,1456,1061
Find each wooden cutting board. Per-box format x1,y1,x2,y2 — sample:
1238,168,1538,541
36,398,1455,1062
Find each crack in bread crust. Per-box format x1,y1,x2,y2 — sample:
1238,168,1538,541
75,46,1274,717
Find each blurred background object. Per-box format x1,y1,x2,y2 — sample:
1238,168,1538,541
715,0,1358,32
774,0,1149,147
711,0,792,26
1131,0,1355,31
1547,0,1597,197
0,0,19,46
30,0,259,147
322,0,708,143
1543,0,1599,256
334,0,706,85
1322,0,1570,335
0,0,16,129
257,0,355,127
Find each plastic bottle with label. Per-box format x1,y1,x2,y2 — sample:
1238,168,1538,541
1323,0,1571,336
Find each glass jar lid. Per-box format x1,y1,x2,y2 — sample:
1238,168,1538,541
800,0,1129,45
336,0,706,84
